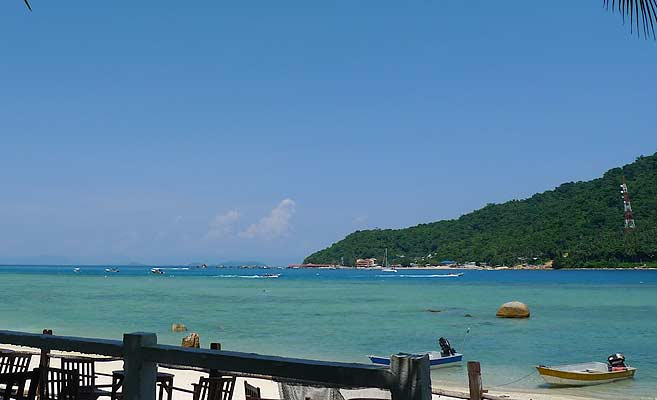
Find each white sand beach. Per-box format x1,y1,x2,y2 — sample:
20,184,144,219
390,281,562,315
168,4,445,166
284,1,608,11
1,345,609,400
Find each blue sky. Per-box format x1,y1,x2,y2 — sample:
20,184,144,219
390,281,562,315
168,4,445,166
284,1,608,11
1,1,655,265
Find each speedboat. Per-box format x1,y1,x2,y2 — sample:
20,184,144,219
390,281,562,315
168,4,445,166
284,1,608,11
105,268,119,273
369,337,462,369
263,273,280,278
381,268,398,273
537,354,636,386
151,268,165,275
73,268,81,273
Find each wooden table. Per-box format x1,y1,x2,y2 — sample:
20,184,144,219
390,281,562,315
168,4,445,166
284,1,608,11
110,370,174,400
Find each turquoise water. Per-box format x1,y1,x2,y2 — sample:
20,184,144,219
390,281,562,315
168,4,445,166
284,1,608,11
1,266,656,399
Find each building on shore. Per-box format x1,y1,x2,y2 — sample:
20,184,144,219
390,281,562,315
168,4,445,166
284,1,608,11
355,258,377,268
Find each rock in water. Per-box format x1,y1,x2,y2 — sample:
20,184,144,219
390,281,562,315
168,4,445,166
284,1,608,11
172,323,187,332
182,332,200,348
496,301,530,318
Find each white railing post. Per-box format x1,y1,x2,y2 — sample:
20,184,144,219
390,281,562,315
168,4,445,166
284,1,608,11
123,332,157,400
389,354,432,400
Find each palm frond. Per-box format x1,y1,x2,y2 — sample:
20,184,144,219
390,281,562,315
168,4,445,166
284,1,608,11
23,0,32,11
604,0,657,39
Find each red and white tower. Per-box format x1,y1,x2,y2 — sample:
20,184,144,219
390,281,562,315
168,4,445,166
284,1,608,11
620,177,636,232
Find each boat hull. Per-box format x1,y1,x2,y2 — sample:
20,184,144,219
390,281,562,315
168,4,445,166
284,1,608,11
536,366,636,386
369,353,462,369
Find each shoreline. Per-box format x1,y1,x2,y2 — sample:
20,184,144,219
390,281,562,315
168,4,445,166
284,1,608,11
1,344,610,400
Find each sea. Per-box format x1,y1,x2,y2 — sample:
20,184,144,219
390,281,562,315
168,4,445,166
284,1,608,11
0,266,656,399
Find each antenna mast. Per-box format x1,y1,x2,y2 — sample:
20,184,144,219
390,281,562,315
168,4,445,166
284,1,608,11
620,177,636,232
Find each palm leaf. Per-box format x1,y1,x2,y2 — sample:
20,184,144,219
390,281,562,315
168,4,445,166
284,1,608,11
23,0,31,11
604,0,657,39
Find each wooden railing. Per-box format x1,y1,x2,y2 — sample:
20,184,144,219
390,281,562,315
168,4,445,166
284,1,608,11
0,330,432,400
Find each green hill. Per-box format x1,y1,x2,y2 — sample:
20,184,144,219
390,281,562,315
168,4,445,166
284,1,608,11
305,152,657,268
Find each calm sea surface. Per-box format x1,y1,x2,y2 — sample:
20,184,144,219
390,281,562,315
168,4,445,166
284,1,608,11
0,266,656,399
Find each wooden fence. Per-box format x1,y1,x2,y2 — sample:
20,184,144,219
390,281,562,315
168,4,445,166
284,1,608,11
0,330,432,400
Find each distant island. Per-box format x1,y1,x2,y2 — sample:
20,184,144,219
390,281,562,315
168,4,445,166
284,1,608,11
305,152,657,269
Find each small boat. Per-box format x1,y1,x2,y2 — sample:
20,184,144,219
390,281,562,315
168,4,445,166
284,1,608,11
263,273,280,278
151,268,165,275
369,337,462,369
380,249,397,272
73,268,81,273
537,354,636,386
105,268,120,273
369,352,462,369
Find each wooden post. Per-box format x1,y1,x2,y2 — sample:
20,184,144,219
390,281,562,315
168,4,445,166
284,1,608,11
122,332,157,400
390,354,431,400
37,329,53,400
209,342,221,377
39,329,52,369
467,361,482,400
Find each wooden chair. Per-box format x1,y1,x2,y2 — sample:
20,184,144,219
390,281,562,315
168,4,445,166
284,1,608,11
244,382,261,400
0,351,14,375
40,368,80,400
0,369,40,400
0,353,32,375
60,358,109,400
192,376,236,400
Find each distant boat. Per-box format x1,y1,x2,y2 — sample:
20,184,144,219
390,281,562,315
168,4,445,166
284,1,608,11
381,248,397,272
369,337,462,369
73,268,81,273
105,268,119,273
537,354,636,386
263,273,280,278
151,268,165,275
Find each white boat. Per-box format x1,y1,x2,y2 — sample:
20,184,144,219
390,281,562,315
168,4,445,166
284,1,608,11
537,355,636,386
380,249,397,272
369,351,462,369
151,268,165,275
73,268,81,273
263,273,280,278
369,337,462,369
105,268,119,273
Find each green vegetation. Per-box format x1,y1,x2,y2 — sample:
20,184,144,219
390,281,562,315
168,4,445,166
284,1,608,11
305,152,657,268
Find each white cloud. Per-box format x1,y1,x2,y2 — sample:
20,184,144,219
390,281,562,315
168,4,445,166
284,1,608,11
206,210,241,240
240,199,296,240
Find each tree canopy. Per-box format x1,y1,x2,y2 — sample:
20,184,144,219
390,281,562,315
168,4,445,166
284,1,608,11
305,152,657,268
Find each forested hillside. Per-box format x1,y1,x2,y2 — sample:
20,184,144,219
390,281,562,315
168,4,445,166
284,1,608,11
305,153,657,268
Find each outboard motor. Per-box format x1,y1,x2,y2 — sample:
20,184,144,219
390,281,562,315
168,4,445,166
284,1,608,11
607,353,627,371
438,337,456,357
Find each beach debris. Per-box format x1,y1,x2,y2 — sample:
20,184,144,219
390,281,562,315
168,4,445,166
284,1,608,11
496,301,530,318
171,323,188,332
182,332,200,348
426,309,442,313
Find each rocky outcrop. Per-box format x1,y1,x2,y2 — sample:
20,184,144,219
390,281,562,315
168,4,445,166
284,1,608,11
182,332,200,348
496,301,530,318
